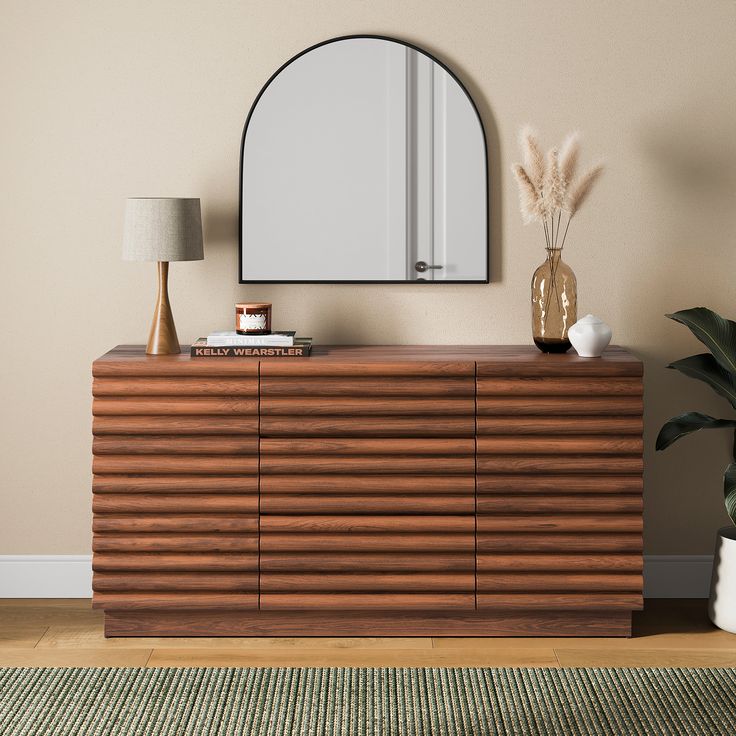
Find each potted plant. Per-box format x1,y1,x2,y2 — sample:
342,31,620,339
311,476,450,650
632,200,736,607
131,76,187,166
656,307,736,632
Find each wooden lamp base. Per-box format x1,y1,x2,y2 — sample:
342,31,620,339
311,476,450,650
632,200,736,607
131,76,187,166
146,261,180,355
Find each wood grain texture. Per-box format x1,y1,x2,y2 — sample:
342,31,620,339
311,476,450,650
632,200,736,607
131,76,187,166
261,376,474,396
476,416,643,435
93,377,258,397
260,475,475,495
260,438,475,455
93,494,258,514
93,572,258,592
93,436,258,455
476,533,642,553
260,416,474,437
103,609,632,637
93,553,258,572
260,516,474,534
93,416,259,436
259,360,475,377
260,573,475,592
260,533,475,552
476,515,641,533
477,436,642,455
93,397,258,416
476,475,642,494
93,475,258,494
260,552,475,572
259,593,476,611
476,396,643,415
476,573,642,592
261,494,474,515
92,593,258,610
476,554,642,572
476,495,642,514
477,377,642,396
260,455,474,474
93,515,257,534
477,456,643,474
93,456,258,475
91,345,643,633
261,397,475,416
476,593,643,610
93,534,258,553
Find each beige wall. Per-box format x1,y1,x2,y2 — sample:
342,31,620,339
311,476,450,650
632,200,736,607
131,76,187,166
2,0,735,554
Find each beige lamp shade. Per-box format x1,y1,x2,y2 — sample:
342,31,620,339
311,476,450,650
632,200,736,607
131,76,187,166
123,198,204,262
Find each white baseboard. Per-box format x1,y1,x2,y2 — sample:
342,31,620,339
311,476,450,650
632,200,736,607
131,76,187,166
0,554,714,599
0,555,92,598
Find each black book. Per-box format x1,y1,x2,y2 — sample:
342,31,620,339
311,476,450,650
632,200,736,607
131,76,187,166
190,337,312,358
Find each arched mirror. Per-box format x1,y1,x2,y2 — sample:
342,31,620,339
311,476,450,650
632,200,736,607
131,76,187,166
239,36,488,283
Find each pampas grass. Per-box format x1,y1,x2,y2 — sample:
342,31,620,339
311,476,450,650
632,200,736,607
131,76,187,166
520,126,546,190
567,163,604,216
512,164,539,223
511,126,603,250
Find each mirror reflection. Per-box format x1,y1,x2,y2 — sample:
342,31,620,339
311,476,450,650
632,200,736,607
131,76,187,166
240,36,488,282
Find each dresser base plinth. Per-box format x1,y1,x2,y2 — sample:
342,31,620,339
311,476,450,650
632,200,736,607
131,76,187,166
103,609,633,638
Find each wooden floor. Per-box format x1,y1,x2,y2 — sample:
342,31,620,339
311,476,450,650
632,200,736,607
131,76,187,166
1,599,735,668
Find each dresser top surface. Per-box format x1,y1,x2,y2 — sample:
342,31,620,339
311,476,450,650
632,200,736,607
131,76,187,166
94,345,641,377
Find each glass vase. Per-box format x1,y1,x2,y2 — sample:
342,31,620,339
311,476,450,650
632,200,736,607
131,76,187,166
531,248,577,353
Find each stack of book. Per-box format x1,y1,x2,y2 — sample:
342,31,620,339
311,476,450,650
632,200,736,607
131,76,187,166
191,331,312,358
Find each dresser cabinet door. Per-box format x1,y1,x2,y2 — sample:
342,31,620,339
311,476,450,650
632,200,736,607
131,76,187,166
475,359,644,611
91,362,259,610
259,362,476,610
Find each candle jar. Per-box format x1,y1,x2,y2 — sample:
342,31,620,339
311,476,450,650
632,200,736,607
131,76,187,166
235,302,272,335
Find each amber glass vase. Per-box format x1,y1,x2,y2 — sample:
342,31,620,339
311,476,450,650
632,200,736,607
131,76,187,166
531,248,577,353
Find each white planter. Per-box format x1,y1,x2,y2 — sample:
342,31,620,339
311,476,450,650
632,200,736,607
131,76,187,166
708,526,736,633
568,314,612,358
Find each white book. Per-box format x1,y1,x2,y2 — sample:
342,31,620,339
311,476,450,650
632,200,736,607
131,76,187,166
206,330,294,347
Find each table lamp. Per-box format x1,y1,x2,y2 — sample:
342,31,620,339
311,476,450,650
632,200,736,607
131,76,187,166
123,198,204,355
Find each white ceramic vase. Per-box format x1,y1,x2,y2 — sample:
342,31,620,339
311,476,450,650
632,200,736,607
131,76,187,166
709,526,736,634
568,314,612,358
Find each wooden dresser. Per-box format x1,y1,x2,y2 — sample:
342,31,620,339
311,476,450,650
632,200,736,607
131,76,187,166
92,345,643,637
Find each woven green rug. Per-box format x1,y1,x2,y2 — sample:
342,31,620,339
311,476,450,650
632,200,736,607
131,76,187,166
1,667,734,735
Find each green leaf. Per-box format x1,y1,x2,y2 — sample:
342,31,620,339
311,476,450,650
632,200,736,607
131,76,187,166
668,353,736,409
667,308,736,376
724,462,736,526
656,411,736,451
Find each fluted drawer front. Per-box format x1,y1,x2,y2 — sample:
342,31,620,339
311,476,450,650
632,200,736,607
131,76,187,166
93,553,258,572
93,572,258,592
260,416,473,437
92,370,258,610
261,475,475,495
260,376,475,397
477,554,642,572
260,552,475,572
477,416,643,435
260,533,475,552
477,377,642,396
93,377,258,397
259,365,475,610
477,396,642,416
474,367,643,612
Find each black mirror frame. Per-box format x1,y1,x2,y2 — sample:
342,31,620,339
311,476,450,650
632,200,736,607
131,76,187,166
238,34,489,284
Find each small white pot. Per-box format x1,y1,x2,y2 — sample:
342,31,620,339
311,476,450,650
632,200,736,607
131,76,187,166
568,314,612,358
708,526,736,633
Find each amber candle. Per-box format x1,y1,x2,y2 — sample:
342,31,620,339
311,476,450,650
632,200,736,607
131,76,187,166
235,303,272,335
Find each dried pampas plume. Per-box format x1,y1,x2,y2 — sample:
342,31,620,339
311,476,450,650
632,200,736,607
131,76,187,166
567,163,604,216
519,126,545,190
512,164,539,223
541,148,564,216
512,125,603,251
558,132,580,188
